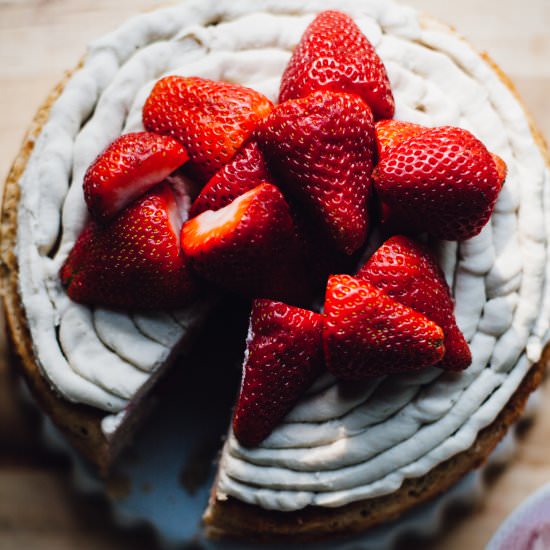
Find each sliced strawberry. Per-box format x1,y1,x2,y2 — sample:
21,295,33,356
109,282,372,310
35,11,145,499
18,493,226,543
373,126,504,241
181,183,310,304
189,140,275,217
375,119,427,161
83,132,189,222
143,76,273,183
323,275,445,380
233,299,324,447
357,235,471,371
61,183,198,309
256,90,376,255
279,10,394,120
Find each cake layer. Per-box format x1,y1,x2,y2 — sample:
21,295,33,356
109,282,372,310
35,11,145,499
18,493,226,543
12,0,550,511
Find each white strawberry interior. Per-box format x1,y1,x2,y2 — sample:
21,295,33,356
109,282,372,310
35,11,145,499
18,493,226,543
190,189,254,237
112,166,179,214
165,187,185,248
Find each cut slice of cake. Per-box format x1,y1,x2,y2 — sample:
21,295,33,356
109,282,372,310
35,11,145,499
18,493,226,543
1,0,549,541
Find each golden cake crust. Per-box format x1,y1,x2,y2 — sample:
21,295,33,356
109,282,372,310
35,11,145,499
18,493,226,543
1,11,549,542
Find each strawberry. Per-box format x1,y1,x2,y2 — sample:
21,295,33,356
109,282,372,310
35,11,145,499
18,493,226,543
181,183,310,304
492,153,507,186
375,119,426,161
83,132,189,222
323,275,445,380
375,121,507,186
233,299,324,447
189,140,275,217
256,90,376,255
357,235,471,371
142,76,273,183
61,183,198,310
373,126,504,241
374,120,428,235
279,10,394,120
294,210,357,294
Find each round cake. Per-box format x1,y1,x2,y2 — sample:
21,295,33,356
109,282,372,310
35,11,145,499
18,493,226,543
1,0,549,542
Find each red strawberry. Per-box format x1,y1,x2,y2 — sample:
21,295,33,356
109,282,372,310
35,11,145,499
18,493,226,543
256,90,376,255
143,76,273,183
323,275,445,380
233,299,324,447
181,183,310,304
61,183,198,309
374,120,428,234
491,153,507,186
189,140,275,217
375,119,426,160
373,126,504,241
357,235,471,371
83,132,189,222
279,10,394,120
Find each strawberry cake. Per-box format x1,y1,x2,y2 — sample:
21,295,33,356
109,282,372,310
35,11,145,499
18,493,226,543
2,0,549,542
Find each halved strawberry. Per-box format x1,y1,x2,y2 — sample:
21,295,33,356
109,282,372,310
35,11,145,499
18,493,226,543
279,10,395,120
83,132,189,222
256,90,376,255
189,140,275,217
373,126,504,241
181,183,310,304
233,299,324,447
61,183,198,310
323,275,445,380
143,76,273,183
357,235,471,371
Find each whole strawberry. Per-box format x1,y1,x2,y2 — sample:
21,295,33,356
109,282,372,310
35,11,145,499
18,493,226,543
257,90,376,255
357,235,471,371
323,275,445,380
189,140,275,217
279,10,394,120
373,126,504,241
83,132,189,222
233,299,324,447
181,183,310,304
143,76,273,183
61,183,198,309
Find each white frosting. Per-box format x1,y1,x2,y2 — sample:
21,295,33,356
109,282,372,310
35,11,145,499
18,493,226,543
15,0,549,511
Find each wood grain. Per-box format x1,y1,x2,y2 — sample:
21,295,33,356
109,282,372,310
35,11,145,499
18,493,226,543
0,1,549,548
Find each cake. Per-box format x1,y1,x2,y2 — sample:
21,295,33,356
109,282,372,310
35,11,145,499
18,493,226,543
1,0,549,543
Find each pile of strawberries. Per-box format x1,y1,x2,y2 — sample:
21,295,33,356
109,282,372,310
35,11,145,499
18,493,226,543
61,11,506,446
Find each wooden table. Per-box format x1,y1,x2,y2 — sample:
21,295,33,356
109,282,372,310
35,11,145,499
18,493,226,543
1,1,549,548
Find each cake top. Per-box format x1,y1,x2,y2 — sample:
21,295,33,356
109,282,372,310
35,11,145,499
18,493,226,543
14,0,550,512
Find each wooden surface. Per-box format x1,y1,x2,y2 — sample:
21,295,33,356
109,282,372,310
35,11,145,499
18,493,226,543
1,1,549,548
